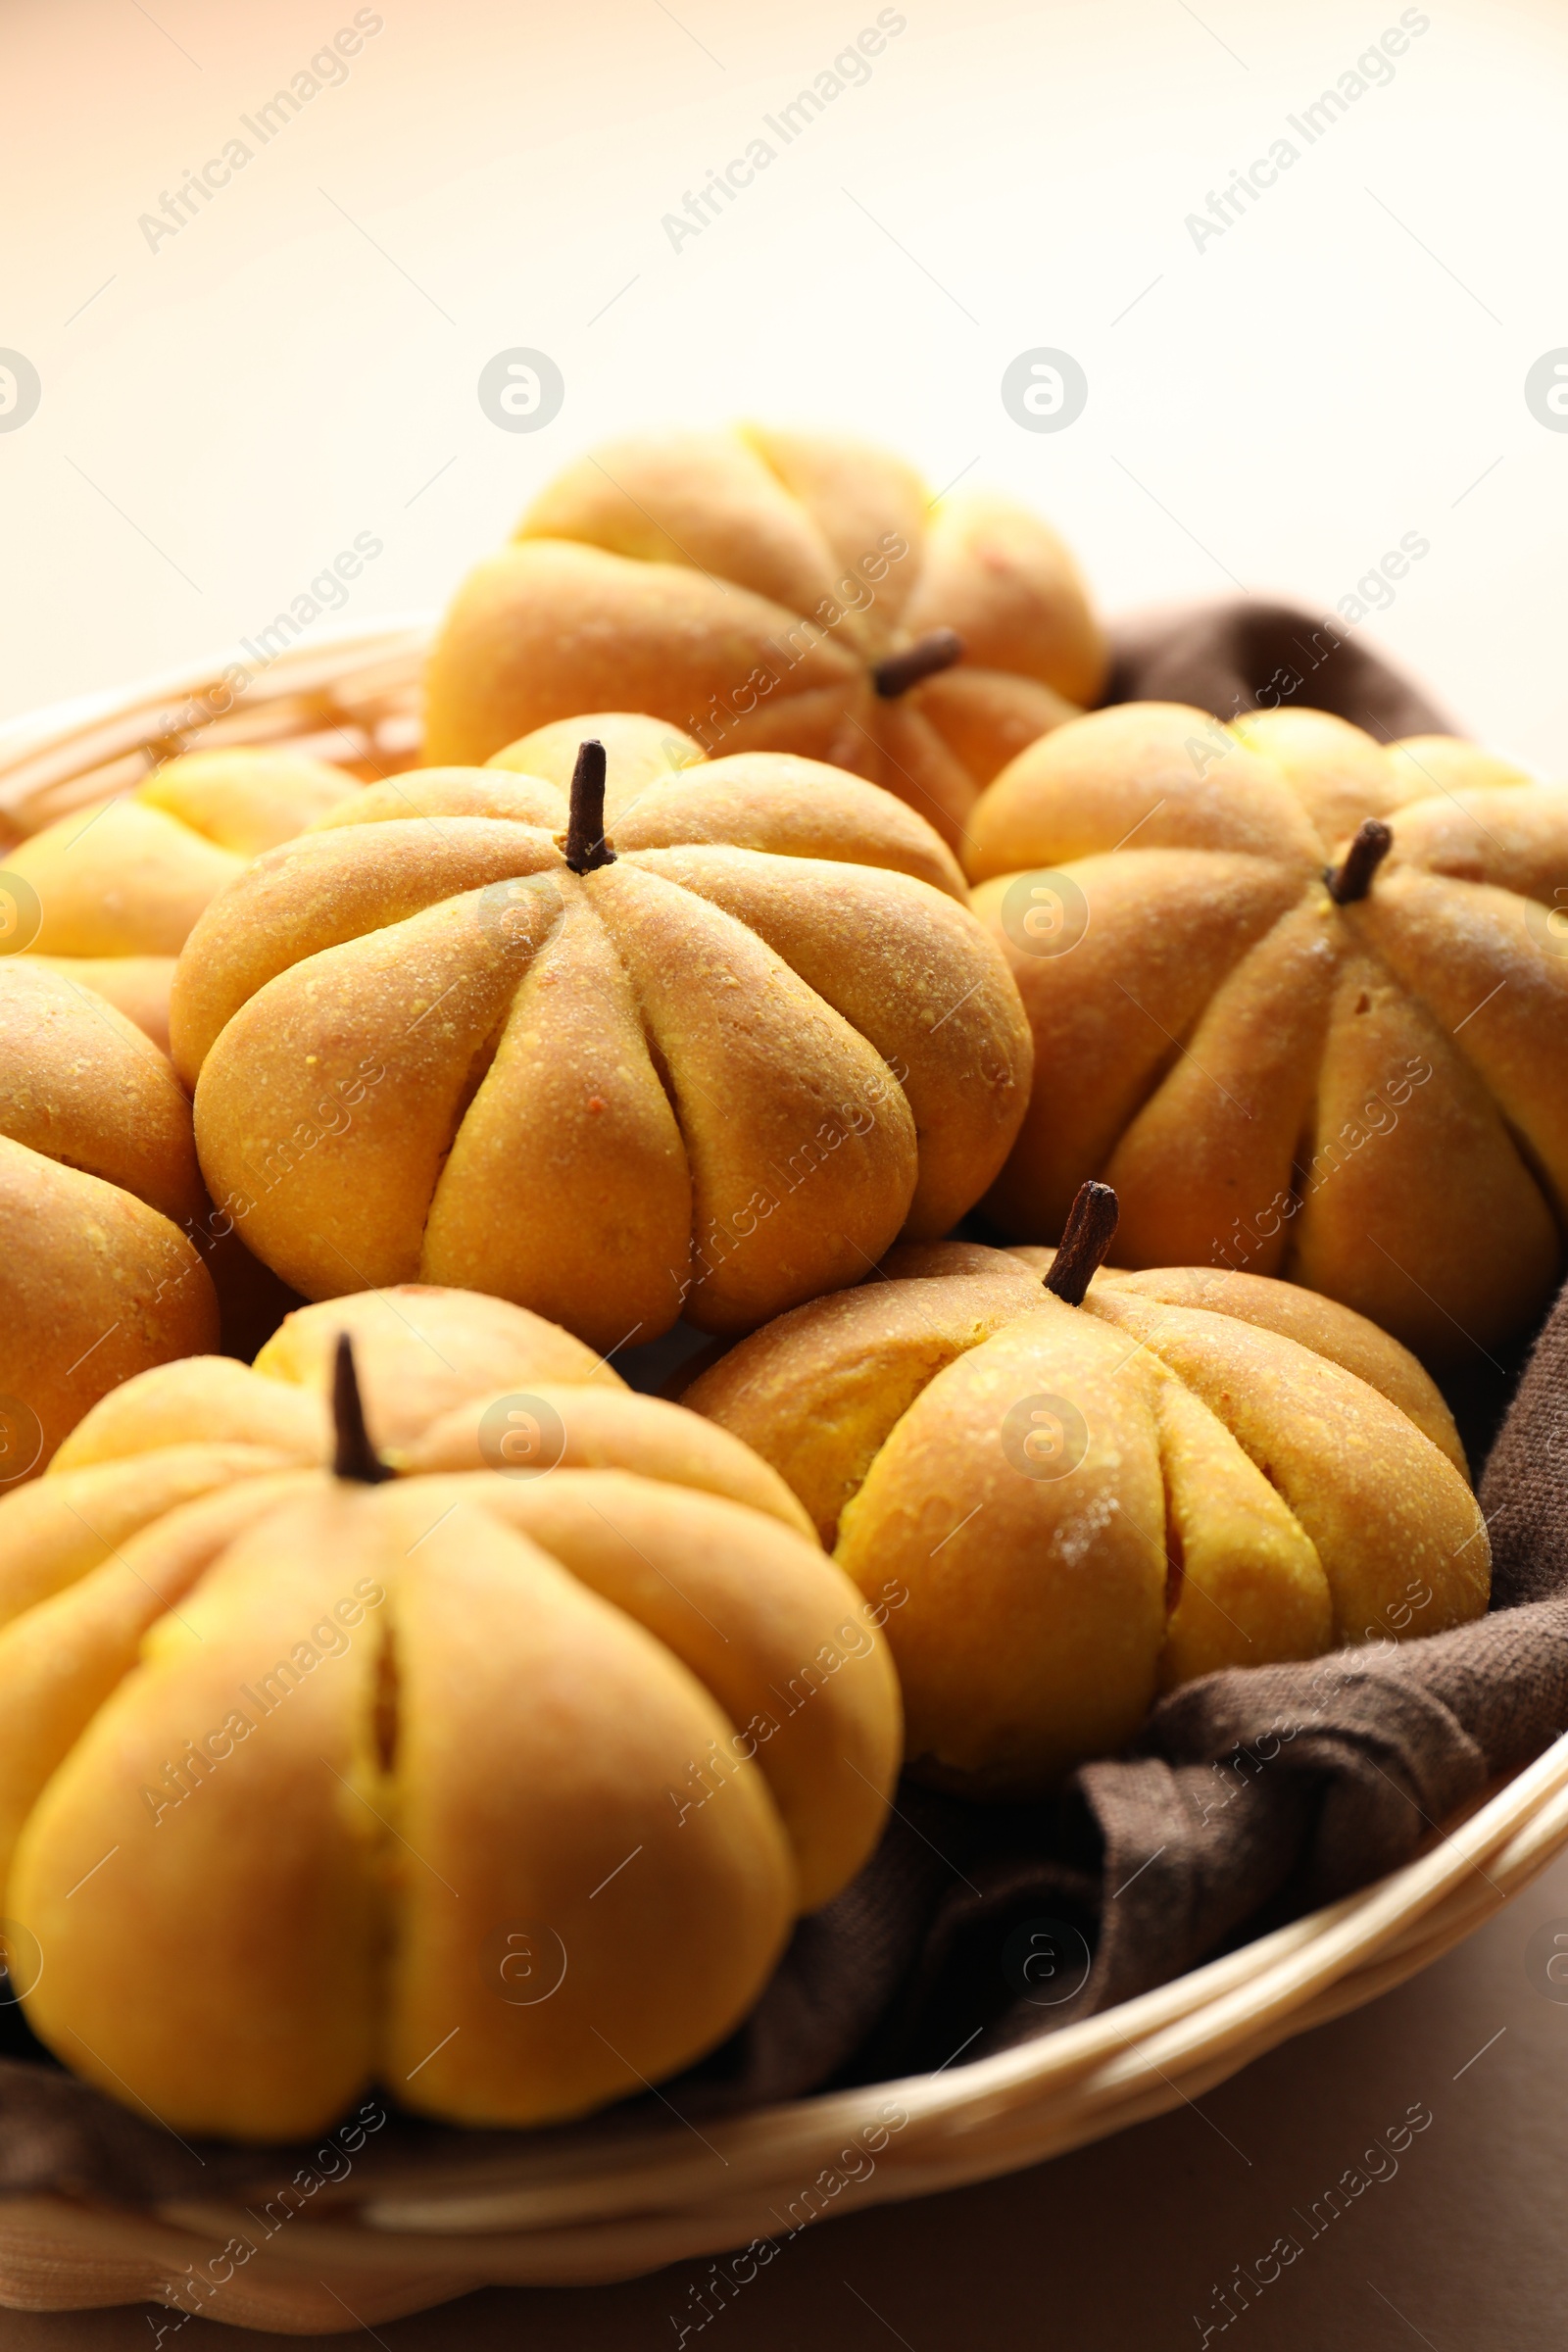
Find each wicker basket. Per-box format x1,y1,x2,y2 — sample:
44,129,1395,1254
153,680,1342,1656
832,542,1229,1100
3,624,1566,2336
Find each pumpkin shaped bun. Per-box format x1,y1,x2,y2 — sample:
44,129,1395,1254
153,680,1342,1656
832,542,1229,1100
965,704,1568,1362
0,959,218,1483
169,718,1033,1348
5,747,357,1052
684,1185,1489,1795
422,426,1104,850
0,1292,898,2138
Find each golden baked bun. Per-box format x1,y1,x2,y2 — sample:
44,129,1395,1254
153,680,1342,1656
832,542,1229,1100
422,425,1104,850
7,747,357,1051
683,1184,1489,1795
168,719,1032,1348
964,703,1568,1363
0,959,217,1481
2,1328,897,2139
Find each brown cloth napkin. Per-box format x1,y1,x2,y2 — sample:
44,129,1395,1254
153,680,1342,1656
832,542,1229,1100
1103,595,1455,741
0,606,1551,2204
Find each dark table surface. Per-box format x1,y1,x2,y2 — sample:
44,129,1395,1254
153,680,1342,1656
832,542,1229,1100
10,1838,1567,2352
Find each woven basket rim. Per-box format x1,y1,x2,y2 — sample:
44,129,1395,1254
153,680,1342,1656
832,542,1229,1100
0,611,437,768
318,1724,1568,2230
1,625,1562,2327
1,1720,1545,2335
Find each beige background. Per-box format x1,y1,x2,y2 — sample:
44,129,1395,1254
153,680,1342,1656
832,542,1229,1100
3,0,1567,2342
3,0,1567,764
